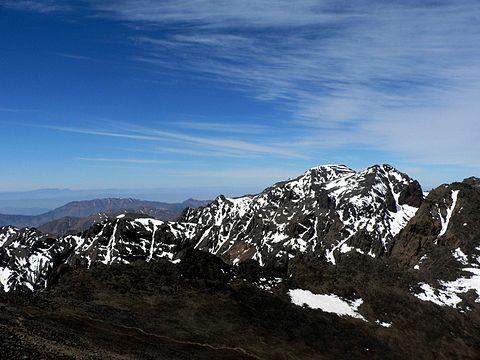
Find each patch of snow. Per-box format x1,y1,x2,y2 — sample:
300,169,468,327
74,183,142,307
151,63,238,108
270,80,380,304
103,222,118,265
375,320,392,328
340,243,354,254
413,254,427,270
453,248,469,265
415,283,461,307
256,277,283,292
414,267,480,308
388,204,418,237
0,267,13,292
134,218,164,227
25,282,34,291
147,225,157,262
226,196,253,218
289,289,366,320
438,190,459,237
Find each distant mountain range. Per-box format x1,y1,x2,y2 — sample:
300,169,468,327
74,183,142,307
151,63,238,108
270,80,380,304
0,187,253,215
0,198,211,235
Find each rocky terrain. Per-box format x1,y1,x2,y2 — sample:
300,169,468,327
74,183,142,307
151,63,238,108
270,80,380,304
0,164,479,359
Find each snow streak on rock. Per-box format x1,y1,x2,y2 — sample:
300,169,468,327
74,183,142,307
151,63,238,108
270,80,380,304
438,190,459,237
415,268,480,308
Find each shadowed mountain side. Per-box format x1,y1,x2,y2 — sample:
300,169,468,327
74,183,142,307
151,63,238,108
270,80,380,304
1,250,479,359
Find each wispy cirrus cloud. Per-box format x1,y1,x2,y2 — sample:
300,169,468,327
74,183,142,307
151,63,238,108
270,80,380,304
43,120,304,159
7,1,480,170
78,157,172,164
90,0,480,166
157,167,302,181
122,145,263,159
0,107,36,113
2,0,73,13
173,121,275,135
93,0,342,28
55,53,99,61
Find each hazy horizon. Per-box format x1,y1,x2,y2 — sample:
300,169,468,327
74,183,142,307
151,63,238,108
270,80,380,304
0,161,461,215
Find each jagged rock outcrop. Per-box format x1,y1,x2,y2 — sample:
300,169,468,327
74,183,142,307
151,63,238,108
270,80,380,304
391,182,480,269
182,164,422,265
463,176,480,187
391,180,480,308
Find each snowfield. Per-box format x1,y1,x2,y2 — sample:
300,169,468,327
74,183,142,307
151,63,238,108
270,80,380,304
288,289,365,320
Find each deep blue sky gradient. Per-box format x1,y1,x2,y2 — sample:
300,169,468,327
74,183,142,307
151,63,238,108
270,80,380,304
1,1,479,196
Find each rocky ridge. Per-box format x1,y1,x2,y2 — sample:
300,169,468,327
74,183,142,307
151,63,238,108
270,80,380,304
1,164,479,313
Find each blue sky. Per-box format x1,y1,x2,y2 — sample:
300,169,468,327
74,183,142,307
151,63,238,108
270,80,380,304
1,0,479,196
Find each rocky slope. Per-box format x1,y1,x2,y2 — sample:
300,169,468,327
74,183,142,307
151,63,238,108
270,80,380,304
1,249,479,359
391,177,480,309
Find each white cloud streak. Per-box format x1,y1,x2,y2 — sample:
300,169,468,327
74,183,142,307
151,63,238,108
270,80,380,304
157,167,301,181
173,121,275,134
78,157,172,164
3,0,72,13
93,0,344,28
91,0,480,166
0,107,35,113
55,53,99,61
123,146,262,159
44,122,304,159
9,1,480,169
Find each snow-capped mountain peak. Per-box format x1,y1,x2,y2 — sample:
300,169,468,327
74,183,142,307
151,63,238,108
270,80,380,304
1,164,424,291
182,164,422,265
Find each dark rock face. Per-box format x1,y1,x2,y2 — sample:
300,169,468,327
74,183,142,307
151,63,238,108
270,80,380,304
37,213,110,236
0,227,74,291
463,176,480,187
1,251,479,359
391,181,480,271
398,180,423,207
390,181,480,314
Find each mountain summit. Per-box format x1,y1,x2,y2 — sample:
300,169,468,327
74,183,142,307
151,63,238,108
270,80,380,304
182,164,423,265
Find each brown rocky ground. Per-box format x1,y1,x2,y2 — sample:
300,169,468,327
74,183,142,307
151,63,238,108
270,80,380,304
1,249,479,359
